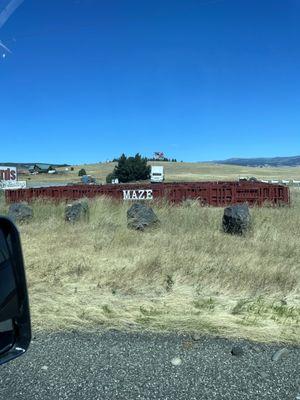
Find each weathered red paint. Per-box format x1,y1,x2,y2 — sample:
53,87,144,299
4,181,290,207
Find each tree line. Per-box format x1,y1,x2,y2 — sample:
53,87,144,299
111,157,177,163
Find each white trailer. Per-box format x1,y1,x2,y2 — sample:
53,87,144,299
150,166,164,183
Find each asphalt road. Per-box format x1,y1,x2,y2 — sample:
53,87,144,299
0,331,299,400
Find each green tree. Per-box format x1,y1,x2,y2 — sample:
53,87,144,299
106,172,117,183
113,153,128,182
107,153,150,183
78,168,87,176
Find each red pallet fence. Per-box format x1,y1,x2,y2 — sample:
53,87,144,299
4,181,290,207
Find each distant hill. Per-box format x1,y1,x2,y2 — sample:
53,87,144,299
214,156,300,167
0,163,70,169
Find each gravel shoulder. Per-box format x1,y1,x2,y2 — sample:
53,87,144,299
0,330,299,400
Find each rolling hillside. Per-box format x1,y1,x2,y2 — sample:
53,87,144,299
215,155,300,167
23,161,300,186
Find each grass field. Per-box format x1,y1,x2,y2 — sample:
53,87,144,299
1,171,299,343
24,161,300,185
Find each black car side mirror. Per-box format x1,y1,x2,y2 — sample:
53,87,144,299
0,217,31,365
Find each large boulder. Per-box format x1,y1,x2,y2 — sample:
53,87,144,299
222,204,251,235
65,200,89,223
8,203,33,224
127,203,159,230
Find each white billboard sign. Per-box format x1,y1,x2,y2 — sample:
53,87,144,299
0,166,26,190
0,166,17,182
0,181,26,190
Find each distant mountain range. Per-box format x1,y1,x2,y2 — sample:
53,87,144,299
2,158,300,169
214,156,300,167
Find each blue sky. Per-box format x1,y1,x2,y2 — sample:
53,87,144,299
1,0,299,164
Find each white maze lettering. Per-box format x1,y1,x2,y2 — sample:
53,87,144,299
123,190,153,200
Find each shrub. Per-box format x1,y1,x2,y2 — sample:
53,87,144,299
106,172,117,183
78,168,87,177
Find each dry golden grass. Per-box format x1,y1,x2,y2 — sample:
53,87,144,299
24,161,300,185
1,188,299,343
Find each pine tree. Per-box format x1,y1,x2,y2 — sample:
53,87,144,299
106,153,150,183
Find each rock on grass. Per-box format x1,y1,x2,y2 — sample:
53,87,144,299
8,202,33,224
222,204,251,235
65,200,89,223
127,203,159,231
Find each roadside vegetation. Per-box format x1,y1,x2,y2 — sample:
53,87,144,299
1,189,299,343
23,161,300,185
